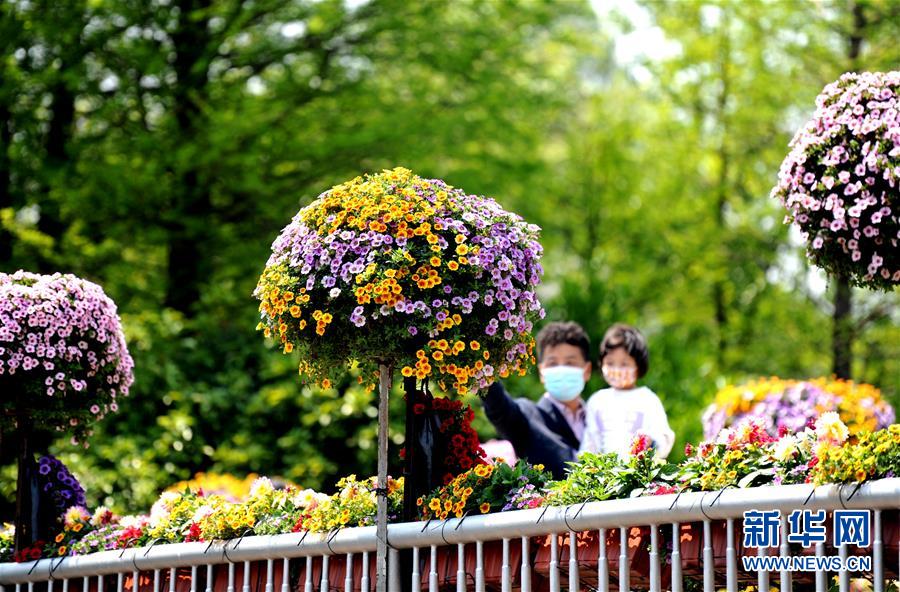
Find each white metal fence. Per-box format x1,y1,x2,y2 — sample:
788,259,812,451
2,479,899,592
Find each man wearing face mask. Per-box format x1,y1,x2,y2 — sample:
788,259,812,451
482,321,591,479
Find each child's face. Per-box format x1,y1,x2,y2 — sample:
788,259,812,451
601,347,638,389
539,343,591,383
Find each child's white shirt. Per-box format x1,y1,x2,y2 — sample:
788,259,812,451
579,386,675,459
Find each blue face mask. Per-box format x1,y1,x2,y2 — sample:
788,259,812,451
541,365,586,402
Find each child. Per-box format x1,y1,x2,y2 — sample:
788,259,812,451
579,323,674,458
482,321,591,479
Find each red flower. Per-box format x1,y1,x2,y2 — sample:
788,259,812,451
117,525,144,547
684,443,694,456
186,522,203,542
398,447,406,460
413,404,425,415
630,433,652,456
292,515,308,532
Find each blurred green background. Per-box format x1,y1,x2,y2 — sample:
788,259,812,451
1,0,898,515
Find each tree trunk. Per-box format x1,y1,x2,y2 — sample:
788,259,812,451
35,79,76,261
832,276,852,378
831,0,867,379
0,96,12,263
13,413,35,557
164,0,213,315
713,7,732,367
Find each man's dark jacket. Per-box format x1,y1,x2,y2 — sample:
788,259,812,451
482,381,580,479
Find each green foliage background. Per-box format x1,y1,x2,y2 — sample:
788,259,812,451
0,0,897,515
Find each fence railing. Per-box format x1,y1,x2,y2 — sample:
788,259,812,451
2,479,899,592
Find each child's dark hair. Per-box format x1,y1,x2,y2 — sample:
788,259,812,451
535,321,590,363
599,323,649,377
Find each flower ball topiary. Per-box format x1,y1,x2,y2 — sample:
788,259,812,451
771,71,900,290
254,167,545,395
0,271,134,444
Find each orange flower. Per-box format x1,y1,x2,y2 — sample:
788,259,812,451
479,503,490,514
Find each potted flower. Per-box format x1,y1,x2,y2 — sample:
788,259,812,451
417,460,550,588
537,436,678,585
1,271,134,554
254,167,545,528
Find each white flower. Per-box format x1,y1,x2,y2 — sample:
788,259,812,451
191,504,216,523
328,288,341,298
773,436,798,462
715,428,734,445
90,506,114,527
249,477,275,497
118,515,149,529
292,488,330,509
149,491,181,526
815,412,849,444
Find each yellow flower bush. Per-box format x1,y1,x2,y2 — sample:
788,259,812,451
198,499,256,541
301,475,404,532
165,472,261,502
812,424,900,485
418,460,551,520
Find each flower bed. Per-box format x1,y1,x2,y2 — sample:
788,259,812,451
702,376,894,440
3,416,899,565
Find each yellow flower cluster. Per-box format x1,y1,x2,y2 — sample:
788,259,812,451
419,463,494,521
198,499,256,541
301,475,404,532
165,472,260,502
148,492,208,542
808,377,892,435
812,424,900,485
400,339,489,389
